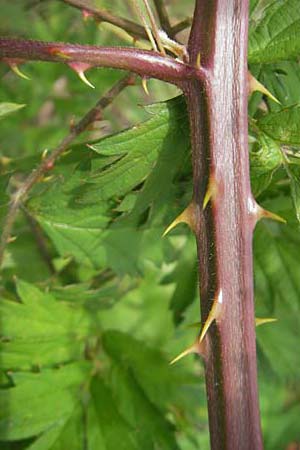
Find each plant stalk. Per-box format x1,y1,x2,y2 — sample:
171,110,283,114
0,38,202,86
183,1,263,448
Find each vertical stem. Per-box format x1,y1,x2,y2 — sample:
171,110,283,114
184,1,263,448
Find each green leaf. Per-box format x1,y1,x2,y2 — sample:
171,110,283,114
250,132,283,196
102,330,184,449
90,376,138,450
249,0,300,64
254,199,300,379
26,407,84,450
0,103,25,120
284,164,300,223
109,364,179,450
27,97,189,273
102,330,187,410
258,105,300,145
260,381,300,450
162,237,198,325
0,362,90,441
0,280,93,369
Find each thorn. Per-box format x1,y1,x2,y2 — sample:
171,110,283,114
68,62,95,89
199,289,223,343
163,202,196,237
41,149,49,160
76,71,95,89
170,338,204,365
7,236,17,243
255,317,277,326
248,72,280,104
49,48,71,60
196,52,201,69
258,206,286,224
203,176,217,210
44,160,55,171
141,77,149,95
42,175,54,182
0,156,12,167
82,9,94,21
4,59,30,80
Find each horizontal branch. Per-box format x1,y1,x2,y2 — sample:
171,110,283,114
0,38,203,85
61,0,148,40
61,0,191,40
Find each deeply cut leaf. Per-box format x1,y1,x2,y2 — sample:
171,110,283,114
249,0,300,64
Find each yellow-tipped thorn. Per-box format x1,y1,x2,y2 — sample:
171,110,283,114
203,176,217,210
199,289,223,343
170,344,197,365
42,175,55,183
203,188,212,210
10,63,30,80
163,202,196,237
259,207,286,224
248,72,280,104
170,337,204,365
196,52,201,69
7,236,17,244
41,149,49,160
255,317,277,327
141,77,149,95
77,71,95,89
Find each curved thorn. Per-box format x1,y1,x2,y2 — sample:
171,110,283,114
203,176,217,210
255,317,277,327
141,77,149,95
199,289,223,342
248,72,280,104
77,70,95,89
10,63,30,80
163,202,196,237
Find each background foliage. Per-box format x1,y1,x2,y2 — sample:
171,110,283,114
1,0,300,448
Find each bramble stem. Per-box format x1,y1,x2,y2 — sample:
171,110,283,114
184,1,263,448
0,73,135,267
0,38,202,86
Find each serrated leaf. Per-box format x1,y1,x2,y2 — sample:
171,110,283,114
109,364,179,450
258,105,300,145
26,407,84,450
250,132,283,196
249,0,300,64
164,237,198,325
254,201,300,379
102,330,187,410
0,280,93,369
90,376,138,450
101,330,196,450
0,362,90,441
0,103,25,119
255,62,300,111
27,97,189,273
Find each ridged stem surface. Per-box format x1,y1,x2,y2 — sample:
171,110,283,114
184,1,263,448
